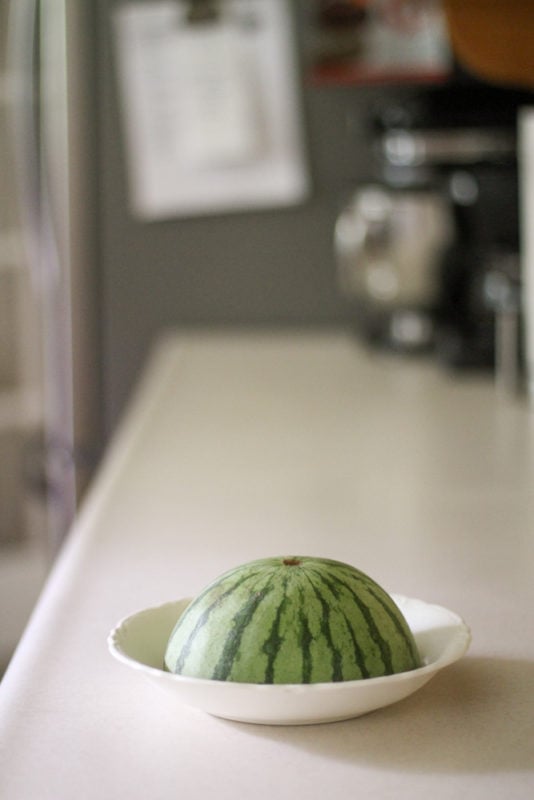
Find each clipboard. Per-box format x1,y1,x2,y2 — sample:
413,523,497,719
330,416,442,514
113,0,310,219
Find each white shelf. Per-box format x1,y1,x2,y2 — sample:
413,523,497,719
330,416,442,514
0,11,47,558
0,74,17,106
0,388,43,432
0,229,25,271
0,538,48,675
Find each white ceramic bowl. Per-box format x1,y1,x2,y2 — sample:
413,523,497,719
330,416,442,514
108,594,470,725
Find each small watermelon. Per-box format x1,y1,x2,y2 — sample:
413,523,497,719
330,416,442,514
164,556,421,684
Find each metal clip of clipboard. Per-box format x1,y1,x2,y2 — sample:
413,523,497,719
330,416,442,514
184,0,220,24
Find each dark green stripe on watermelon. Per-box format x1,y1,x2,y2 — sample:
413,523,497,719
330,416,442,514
308,566,396,675
173,568,269,674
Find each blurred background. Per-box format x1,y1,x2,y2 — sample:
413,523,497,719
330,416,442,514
1,0,533,674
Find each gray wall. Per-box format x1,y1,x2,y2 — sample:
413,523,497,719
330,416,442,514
96,2,395,432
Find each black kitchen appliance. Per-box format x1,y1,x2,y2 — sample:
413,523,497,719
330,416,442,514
340,81,533,371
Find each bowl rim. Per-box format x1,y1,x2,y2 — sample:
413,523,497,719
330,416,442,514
107,594,472,691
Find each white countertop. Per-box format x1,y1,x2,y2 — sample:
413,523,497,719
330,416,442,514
1,331,533,799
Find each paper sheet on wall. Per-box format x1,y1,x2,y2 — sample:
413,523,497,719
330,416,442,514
113,0,310,219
